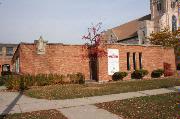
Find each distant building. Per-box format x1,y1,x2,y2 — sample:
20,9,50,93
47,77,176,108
0,44,18,74
103,0,180,68
103,14,151,44
104,0,179,44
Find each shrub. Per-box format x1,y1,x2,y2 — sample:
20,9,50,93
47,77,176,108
112,72,128,81
52,74,65,84
5,73,86,90
1,71,12,76
19,76,27,90
67,73,85,84
0,77,5,86
5,75,20,90
131,69,149,79
76,72,85,84
67,74,78,84
151,69,164,78
177,64,180,70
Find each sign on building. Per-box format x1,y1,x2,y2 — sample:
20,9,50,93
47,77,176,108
108,49,119,75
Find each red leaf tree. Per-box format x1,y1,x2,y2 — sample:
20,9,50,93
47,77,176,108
82,23,107,59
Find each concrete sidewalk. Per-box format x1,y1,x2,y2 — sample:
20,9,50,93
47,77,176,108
0,86,179,119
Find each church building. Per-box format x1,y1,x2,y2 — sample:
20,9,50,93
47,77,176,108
104,0,179,44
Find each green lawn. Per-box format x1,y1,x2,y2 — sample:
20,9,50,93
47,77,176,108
25,78,180,100
96,92,180,119
0,110,67,119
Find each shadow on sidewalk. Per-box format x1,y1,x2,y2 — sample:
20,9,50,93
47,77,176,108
166,87,180,92
0,91,23,118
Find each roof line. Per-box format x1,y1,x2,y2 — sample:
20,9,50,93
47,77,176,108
111,29,119,40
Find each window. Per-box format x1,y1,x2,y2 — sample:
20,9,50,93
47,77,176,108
0,47,2,56
172,15,177,32
139,53,142,69
171,1,176,9
127,52,130,70
133,53,136,70
142,31,146,44
157,0,162,11
6,47,13,56
157,0,163,12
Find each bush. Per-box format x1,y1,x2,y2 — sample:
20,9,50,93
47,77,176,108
5,75,20,90
19,76,27,90
76,72,85,84
67,74,78,84
151,69,164,78
67,73,85,84
177,64,180,70
131,69,149,79
1,71,12,76
112,72,128,81
35,74,51,86
52,74,65,84
5,73,85,90
0,77,5,86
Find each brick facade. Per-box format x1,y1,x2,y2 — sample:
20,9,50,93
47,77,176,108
98,44,176,81
12,44,90,79
0,44,17,73
12,43,176,81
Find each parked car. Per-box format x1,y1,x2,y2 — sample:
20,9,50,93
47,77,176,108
1,64,12,76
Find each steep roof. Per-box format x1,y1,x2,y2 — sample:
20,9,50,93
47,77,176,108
111,14,151,41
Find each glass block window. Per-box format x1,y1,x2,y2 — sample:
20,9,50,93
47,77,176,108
139,53,142,69
127,52,130,70
133,53,136,70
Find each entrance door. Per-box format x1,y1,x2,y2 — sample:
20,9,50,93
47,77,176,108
89,57,99,81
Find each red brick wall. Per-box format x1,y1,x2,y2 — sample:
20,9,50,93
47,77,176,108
16,44,90,79
98,44,176,81
13,43,176,81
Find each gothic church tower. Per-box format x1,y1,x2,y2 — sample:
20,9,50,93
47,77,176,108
150,0,179,32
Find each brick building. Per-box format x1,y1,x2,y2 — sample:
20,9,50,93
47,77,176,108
0,44,18,74
12,37,176,81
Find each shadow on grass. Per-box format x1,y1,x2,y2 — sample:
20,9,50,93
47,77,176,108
0,91,23,118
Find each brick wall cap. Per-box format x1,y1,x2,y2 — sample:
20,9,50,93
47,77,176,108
20,42,85,46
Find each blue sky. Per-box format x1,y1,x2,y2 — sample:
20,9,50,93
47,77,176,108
0,0,150,44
